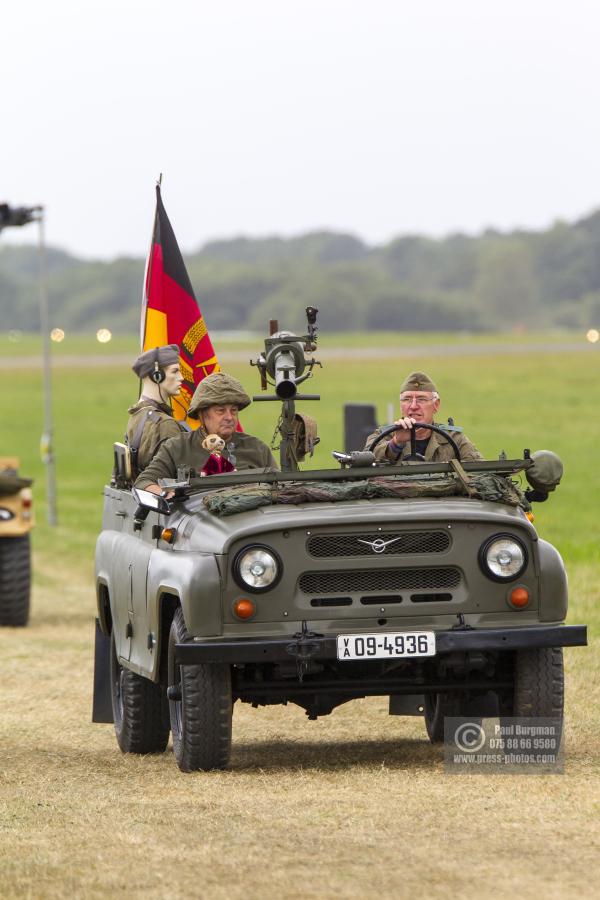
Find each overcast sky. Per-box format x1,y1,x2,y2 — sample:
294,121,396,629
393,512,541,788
2,0,599,259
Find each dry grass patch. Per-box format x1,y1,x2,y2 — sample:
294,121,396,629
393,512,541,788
0,557,598,899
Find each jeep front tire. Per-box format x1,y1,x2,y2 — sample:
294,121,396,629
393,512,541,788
168,606,232,772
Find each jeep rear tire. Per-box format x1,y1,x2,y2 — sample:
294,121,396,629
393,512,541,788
110,633,170,754
424,693,463,743
0,534,31,627
168,606,232,772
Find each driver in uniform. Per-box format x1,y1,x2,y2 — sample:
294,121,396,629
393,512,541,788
365,371,482,463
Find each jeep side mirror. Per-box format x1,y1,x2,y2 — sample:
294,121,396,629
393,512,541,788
131,488,171,516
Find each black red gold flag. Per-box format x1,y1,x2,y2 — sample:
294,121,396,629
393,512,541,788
141,185,220,426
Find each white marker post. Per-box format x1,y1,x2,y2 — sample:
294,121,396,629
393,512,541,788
37,209,58,526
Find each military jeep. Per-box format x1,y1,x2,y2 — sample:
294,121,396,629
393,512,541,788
93,315,586,771
0,457,34,626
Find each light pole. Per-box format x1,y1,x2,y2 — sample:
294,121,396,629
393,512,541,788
0,202,57,525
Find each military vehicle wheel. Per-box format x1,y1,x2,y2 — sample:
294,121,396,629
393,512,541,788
168,606,232,772
510,647,564,726
0,534,31,627
423,693,463,743
110,633,170,754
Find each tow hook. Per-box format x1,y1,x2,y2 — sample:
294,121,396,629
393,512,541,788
286,620,322,681
451,613,474,631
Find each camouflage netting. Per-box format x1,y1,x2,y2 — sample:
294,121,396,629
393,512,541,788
201,473,530,517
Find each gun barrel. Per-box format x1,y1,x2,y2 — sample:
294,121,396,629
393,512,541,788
273,348,298,399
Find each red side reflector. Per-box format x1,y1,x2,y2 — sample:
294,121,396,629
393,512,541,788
509,587,530,608
233,599,256,620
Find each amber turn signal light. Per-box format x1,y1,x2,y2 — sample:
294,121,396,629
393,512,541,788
508,587,530,608
233,598,256,619
160,528,176,544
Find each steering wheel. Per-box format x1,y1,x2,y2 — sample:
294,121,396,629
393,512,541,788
367,422,461,461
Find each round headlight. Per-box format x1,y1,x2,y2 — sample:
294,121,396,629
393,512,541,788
234,546,281,592
479,534,527,581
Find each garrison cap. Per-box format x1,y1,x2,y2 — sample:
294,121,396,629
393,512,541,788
188,372,251,418
132,344,180,378
526,450,563,493
400,371,438,394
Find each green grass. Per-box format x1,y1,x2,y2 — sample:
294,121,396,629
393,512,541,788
2,338,599,570
0,328,594,358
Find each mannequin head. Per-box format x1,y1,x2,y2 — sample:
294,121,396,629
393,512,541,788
141,362,183,402
132,345,183,403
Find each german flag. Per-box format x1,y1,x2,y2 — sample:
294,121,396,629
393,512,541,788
141,184,220,426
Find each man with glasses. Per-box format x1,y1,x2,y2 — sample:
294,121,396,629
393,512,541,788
364,371,482,463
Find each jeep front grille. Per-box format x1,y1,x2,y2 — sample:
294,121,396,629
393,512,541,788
306,530,450,558
299,566,461,595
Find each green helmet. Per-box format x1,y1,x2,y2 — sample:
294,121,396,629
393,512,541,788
526,450,563,493
188,372,251,419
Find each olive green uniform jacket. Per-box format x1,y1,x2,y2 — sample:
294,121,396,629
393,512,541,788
364,424,483,463
135,429,279,489
126,399,185,474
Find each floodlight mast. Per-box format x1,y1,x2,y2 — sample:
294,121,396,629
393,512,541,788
0,203,57,525
251,307,321,472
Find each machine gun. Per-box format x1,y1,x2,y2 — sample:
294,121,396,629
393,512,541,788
251,307,322,472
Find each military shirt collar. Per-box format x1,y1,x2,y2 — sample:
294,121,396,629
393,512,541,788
127,396,173,416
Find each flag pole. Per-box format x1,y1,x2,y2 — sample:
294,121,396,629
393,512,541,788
140,174,163,352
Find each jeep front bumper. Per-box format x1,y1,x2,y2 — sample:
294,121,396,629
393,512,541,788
175,623,587,665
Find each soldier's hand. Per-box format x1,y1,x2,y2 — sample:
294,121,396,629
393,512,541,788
146,483,174,499
390,417,417,447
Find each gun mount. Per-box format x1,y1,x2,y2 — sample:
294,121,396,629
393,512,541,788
251,307,322,472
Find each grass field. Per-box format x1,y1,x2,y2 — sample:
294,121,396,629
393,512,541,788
1,333,599,898
0,327,594,358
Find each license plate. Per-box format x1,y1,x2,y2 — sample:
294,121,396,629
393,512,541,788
336,631,436,660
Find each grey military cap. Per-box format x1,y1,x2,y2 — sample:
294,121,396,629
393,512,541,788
132,344,180,378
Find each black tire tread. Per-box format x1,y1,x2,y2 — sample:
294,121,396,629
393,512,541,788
0,535,31,627
514,647,564,719
424,693,462,743
169,607,232,772
111,636,169,754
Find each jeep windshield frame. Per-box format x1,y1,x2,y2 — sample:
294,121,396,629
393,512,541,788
156,457,532,501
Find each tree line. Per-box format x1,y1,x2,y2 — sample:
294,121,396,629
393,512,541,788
2,211,600,333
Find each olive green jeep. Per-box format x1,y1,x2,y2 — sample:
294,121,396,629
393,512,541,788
93,316,586,771
0,457,34,626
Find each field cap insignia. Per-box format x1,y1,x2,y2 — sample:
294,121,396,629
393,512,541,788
400,371,437,393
